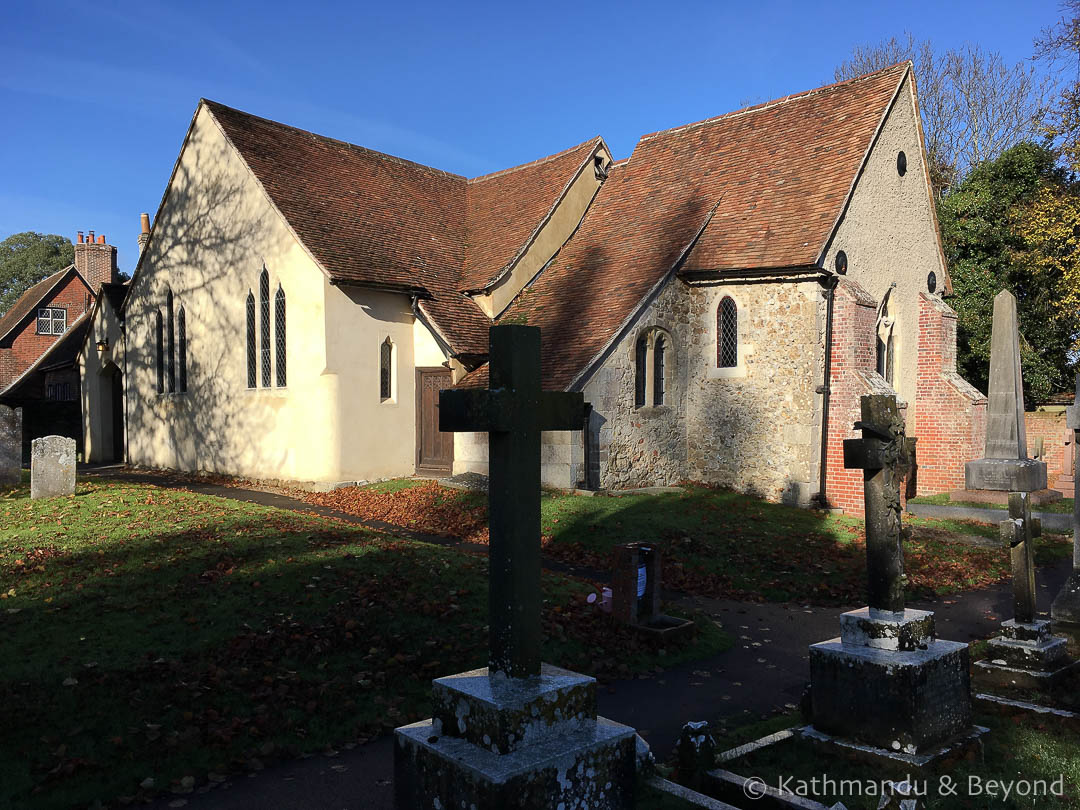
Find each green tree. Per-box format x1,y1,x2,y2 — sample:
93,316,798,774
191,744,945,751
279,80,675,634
0,232,75,319
938,142,1078,404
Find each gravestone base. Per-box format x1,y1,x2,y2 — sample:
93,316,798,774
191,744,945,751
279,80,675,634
948,487,1062,507
395,664,644,809
798,723,989,771
1052,571,1080,628
964,457,1048,493
809,636,973,755
628,614,695,642
974,619,1078,690
839,607,935,651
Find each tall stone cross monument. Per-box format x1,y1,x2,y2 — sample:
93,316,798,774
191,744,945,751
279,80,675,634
1052,373,1080,631
806,394,981,765
394,325,643,810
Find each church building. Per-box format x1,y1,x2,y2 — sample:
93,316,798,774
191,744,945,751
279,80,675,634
83,62,986,514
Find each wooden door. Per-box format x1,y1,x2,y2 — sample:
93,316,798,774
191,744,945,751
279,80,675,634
416,368,453,475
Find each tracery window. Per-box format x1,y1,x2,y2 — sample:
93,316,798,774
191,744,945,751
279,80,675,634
259,269,271,388
246,291,256,389
275,285,286,388
717,297,738,369
633,328,672,409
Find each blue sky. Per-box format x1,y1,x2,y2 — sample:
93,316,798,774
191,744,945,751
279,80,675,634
1,0,1062,272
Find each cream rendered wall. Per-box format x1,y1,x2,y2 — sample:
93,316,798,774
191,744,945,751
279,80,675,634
125,105,339,483
471,148,612,318
823,71,948,428
79,295,125,463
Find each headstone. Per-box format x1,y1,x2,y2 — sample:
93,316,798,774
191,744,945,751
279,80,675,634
0,405,21,487
394,325,645,810
977,491,1074,688
964,290,1048,493
805,394,983,766
30,435,75,499
610,543,694,640
1051,374,1080,631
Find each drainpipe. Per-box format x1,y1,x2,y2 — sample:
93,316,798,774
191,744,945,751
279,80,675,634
817,274,839,504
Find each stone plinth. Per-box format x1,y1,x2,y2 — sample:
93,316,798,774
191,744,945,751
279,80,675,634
1053,572,1080,635
964,457,1047,493
30,435,75,499
975,619,1077,690
949,486,1061,507
395,664,641,809
0,405,21,487
839,607,935,651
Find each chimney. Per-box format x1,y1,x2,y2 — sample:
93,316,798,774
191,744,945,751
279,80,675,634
138,212,151,254
74,228,119,291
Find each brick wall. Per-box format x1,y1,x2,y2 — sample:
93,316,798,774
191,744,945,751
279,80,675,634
0,273,93,390
74,239,118,291
913,293,987,495
1025,410,1068,487
823,279,901,515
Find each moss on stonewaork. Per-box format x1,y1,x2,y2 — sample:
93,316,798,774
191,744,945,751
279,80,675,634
0,479,729,810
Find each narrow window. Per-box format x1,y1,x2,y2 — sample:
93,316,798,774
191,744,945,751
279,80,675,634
275,285,286,387
885,334,895,386
876,337,887,378
37,309,50,334
653,336,666,406
718,297,738,368
246,291,256,389
634,335,647,408
166,290,175,393
178,307,187,393
259,269,271,387
380,337,393,400
155,310,164,394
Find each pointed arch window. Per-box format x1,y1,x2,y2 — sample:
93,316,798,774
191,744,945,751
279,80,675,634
178,307,188,393
245,291,256,389
717,297,738,368
166,290,176,393
155,310,164,394
875,287,896,386
380,337,393,400
259,269,271,387
275,285,286,387
634,335,647,408
653,336,666,406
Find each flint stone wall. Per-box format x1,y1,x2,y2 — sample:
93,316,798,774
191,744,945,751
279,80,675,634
30,435,76,499
0,405,21,486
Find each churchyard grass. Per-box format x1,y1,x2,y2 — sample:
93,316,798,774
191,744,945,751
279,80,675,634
910,492,1075,514
310,481,1072,604
0,480,728,810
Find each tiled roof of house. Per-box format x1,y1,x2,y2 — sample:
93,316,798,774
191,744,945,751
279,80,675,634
0,312,90,398
204,102,601,355
475,63,910,390
0,266,85,344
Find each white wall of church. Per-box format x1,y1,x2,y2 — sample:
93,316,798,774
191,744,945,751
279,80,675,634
123,105,339,484
80,294,125,463
822,71,950,430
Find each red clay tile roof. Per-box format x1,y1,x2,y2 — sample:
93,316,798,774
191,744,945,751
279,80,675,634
204,101,599,355
471,64,909,391
0,266,86,343
461,138,605,292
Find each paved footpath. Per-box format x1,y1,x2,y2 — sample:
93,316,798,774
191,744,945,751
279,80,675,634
85,469,1069,810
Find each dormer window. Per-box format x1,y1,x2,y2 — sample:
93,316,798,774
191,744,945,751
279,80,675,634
594,155,609,181
36,307,66,335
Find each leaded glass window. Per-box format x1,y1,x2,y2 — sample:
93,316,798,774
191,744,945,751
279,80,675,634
155,310,164,394
380,338,392,400
717,297,737,368
36,307,66,335
246,291,256,389
166,290,175,393
653,336,666,406
178,307,187,393
634,336,647,408
275,286,286,388
259,269,271,388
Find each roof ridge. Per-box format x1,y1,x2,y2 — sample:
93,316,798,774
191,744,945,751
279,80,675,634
638,62,910,144
201,99,468,182
467,136,604,184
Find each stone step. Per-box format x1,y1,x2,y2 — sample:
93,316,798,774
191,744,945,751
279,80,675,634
986,635,1070,671
431,664,597,755
998,618,1053,643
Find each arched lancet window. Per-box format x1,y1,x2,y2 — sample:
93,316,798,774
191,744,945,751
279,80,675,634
155,310,164,394
875,287,896,386
166,290,175,393
245,291,256,389
275,285,286,387
717,297,738,368
634,335,647,409
259,269,271,387
380,337,393,400
178,307,187,393
653,336,666,406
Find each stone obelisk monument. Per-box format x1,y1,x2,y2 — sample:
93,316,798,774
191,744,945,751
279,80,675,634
1051,373,1080,634
961,290,1056,502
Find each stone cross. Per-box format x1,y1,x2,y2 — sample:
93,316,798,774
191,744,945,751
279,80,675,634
843,394,916,614
1068,373,1080,562
440,325,584,678
1000,492,1041,624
